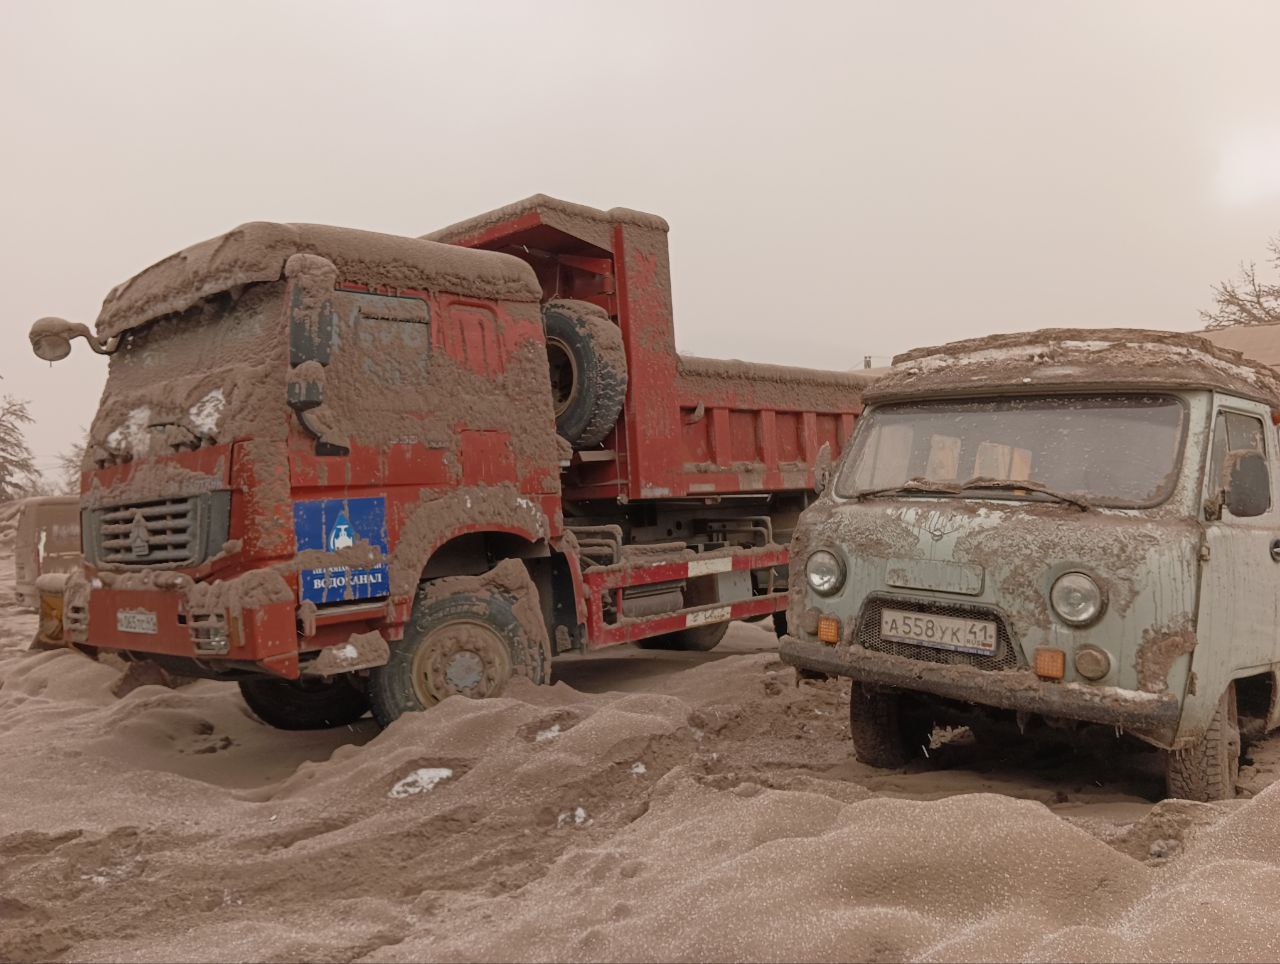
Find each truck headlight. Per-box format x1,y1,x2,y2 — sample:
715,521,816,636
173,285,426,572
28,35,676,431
1050,572,1104,627
806,550,845,596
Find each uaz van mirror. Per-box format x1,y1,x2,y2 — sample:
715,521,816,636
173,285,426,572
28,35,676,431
1224,450,1271,519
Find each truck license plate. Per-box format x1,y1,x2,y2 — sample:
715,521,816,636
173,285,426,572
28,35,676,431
880,609,997,655
117,610,158,635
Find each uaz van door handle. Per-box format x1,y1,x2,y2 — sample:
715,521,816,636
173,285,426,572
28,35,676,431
1271,539,1280,562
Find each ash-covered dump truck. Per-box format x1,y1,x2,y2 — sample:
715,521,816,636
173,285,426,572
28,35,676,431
29,196,865,729
781,326,1280,801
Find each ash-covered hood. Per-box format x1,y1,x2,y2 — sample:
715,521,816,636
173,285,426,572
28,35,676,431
814,498,1200,635
96,221,543,339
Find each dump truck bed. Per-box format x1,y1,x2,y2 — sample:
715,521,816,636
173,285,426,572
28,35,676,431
426,195,865,502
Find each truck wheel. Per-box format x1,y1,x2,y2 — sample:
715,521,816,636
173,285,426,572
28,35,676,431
368,588,549,727
238,675,369,730
1166,683,1240,801
634,620,730,652
542,299,627,449
849,683,934,768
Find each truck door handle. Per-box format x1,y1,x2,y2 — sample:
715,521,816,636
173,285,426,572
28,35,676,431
1271,539,1280,562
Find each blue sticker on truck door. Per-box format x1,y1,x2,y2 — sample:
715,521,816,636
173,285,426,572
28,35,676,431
292,497,390,604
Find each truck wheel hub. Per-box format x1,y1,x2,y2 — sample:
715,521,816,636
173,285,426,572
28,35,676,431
545,336,578,418
414,618,512,703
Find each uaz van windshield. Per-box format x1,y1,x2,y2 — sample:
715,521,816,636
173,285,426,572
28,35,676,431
836,394,1186,508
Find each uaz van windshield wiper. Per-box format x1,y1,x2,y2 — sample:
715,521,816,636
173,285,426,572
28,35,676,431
957,477,1091,511
853,478,964,501
853,476,1091,511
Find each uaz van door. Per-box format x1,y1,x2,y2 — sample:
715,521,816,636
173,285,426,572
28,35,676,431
1191,398,1280,739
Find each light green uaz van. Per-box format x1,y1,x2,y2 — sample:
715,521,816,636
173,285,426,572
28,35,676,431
781,328,1280,801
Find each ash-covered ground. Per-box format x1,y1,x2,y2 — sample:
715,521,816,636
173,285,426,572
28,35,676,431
3,536,1280,963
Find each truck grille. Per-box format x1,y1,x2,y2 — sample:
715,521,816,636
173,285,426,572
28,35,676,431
855,594,1023,671
86,492,231,570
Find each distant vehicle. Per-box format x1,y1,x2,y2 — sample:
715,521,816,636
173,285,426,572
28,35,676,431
13,495,80,610
782,327,1280,801
12,495,81,648
28,196,864,730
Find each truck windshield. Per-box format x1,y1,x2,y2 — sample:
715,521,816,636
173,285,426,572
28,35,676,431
91,284,286,459
836,394,1186,508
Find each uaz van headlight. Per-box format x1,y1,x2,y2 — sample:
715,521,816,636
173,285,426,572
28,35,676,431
1050,572,1104,627
806,550,845,596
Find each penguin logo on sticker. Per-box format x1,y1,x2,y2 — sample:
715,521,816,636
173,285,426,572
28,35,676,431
328,512,355,551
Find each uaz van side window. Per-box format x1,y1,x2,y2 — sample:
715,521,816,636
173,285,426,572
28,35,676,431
1208,410,1271,518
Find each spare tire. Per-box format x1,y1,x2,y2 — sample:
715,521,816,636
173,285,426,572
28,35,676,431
542,300,627,449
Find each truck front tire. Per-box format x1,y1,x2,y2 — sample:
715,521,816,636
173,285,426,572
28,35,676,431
238,675,370,730
1166,683,1240,801
849,683,935,768
368,587,549,728
542,300,627,449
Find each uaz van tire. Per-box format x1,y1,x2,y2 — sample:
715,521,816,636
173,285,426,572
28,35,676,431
1166,683,1240,802
849,683,935,768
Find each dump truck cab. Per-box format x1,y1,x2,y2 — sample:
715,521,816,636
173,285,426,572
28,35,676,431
781,328,1280,801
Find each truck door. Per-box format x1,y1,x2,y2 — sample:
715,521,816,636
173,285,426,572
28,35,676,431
1193,400,1280,736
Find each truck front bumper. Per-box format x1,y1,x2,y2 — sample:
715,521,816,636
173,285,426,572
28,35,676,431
780,637,1181,731
86,585,299,676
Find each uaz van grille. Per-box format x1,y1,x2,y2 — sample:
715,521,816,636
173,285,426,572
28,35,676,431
855,594,1022,671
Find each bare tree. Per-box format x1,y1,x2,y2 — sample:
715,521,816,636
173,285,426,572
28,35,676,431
56,434,87,495
0,395,40,501
1202,235,1280,329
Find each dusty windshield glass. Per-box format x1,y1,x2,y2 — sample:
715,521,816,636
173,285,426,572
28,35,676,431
91,283,286,458
835,394,1186,507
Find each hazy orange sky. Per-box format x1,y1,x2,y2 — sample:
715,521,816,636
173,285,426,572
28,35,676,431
4,1,1280,478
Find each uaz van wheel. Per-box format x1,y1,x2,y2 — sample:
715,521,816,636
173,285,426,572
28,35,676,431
238,675,369,730
849,683,935,768
542,299,627,449
368,587,549,727
1166,683,1240,801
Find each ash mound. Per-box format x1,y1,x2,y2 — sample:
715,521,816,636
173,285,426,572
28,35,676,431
3,541,1280,961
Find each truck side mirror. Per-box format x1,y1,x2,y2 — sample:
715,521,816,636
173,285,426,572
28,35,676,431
29,317,119,361
287,367,324,413
1224,450,1271,519
283,255,347,456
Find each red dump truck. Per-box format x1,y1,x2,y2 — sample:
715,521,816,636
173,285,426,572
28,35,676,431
29,195,865,728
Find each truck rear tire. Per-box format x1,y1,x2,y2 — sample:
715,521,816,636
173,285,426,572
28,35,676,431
542,299,627,449
634,620,730,652
849,683,934,768
1166,683,1240,801
368,586,549,728
238,675,369,730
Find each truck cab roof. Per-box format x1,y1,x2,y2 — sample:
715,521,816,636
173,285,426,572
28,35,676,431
865,327,1280,408
96,221,543,339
